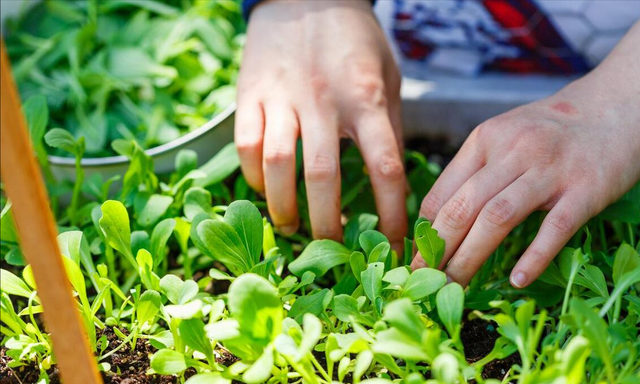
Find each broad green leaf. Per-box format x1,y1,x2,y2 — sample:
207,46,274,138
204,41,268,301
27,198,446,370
382,267,410,288
134,193,173,227
372,328,428,361
176,149,198,179
359,230,388,257
575,264,609,298
57,231,83,264
403,268,446,301
0,269,32,298
198,219,251,275
184,187,212,221
362,262,384,312
99,200,134,263
383,298,423,340
289,240,351,277
160,275,183,304
436,283,464,340
332,294,360,322
150,349,187,375
349,251,367,283
344,214,379,250
228,274,282,352
368,242,390,264
137,290,161,326
44,128,78,154
288,289,333,323
195,143,240,188
612,243,640,285
179,318,214,364
150,218,176,269
225,201,263,266
415,220,445,268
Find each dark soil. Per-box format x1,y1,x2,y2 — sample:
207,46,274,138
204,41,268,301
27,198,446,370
461,318,521,381
98,326,189,384
0,347,61,384
0,326,238,384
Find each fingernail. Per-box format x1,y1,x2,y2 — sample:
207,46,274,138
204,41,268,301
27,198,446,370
280,225,298,236
511,271,527,288
446,275,454,284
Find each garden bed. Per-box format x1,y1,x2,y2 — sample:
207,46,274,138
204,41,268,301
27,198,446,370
1,135,639,384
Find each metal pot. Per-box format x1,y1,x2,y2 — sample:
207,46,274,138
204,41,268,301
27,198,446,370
2,0,236,182
49,104,235,181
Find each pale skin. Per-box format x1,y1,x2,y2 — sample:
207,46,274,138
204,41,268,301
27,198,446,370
236,0,640,288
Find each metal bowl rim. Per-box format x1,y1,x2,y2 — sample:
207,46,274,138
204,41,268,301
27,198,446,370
48,103,236,167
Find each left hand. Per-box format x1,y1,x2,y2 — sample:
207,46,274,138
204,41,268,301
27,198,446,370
412,78,640,288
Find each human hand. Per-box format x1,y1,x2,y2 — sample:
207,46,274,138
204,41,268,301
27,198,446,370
412,77,640,288
235,0,407,246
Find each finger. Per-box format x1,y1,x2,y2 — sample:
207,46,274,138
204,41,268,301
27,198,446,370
262,107,300,235
356,111,408,249
412,161,522,270
301,113,342,241
388,94,404,160
445,171,548,286
419,132,484,222
509,197,592,288
436,161,523,263
235,100,265,192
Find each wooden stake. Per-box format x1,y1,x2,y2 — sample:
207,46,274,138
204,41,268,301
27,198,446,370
1,40,103,384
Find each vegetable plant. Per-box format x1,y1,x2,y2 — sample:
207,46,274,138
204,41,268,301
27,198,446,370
1,101,640,383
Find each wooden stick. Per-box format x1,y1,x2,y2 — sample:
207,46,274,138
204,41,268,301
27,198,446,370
1,40,103,384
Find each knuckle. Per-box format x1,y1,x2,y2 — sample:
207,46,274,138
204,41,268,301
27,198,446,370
236,137,262,154
546,210,575,237
352,76,387,108
371,155,404,181
420,193,442,220
305,154,339,182
440,195,473,230
483,197,517,229
263,146,295,167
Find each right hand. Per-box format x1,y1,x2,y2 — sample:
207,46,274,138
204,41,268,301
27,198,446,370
235,0,407,247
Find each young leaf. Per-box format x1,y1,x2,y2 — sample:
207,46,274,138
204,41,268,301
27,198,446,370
225,200,263,266
0,269,32,298
198,219,252,275
289,240,351,277
359,230,389,257
414,220,445,268
134,193,173,227
612,243,640,285
227,274,283,351
436,283,464,340
288,289,333,323
179,318,215,365
184,187,213,221
99,200,135,264
44,128,78,154
361,263,384,313
195,143,240,188
150,349,187,375
350,251,367,284
403,268,447,301
150,218,176,269
137,290,161,327
344,214,379,250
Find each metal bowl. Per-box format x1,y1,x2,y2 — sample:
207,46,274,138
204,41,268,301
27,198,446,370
1,1,236,181
49,104,235,181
